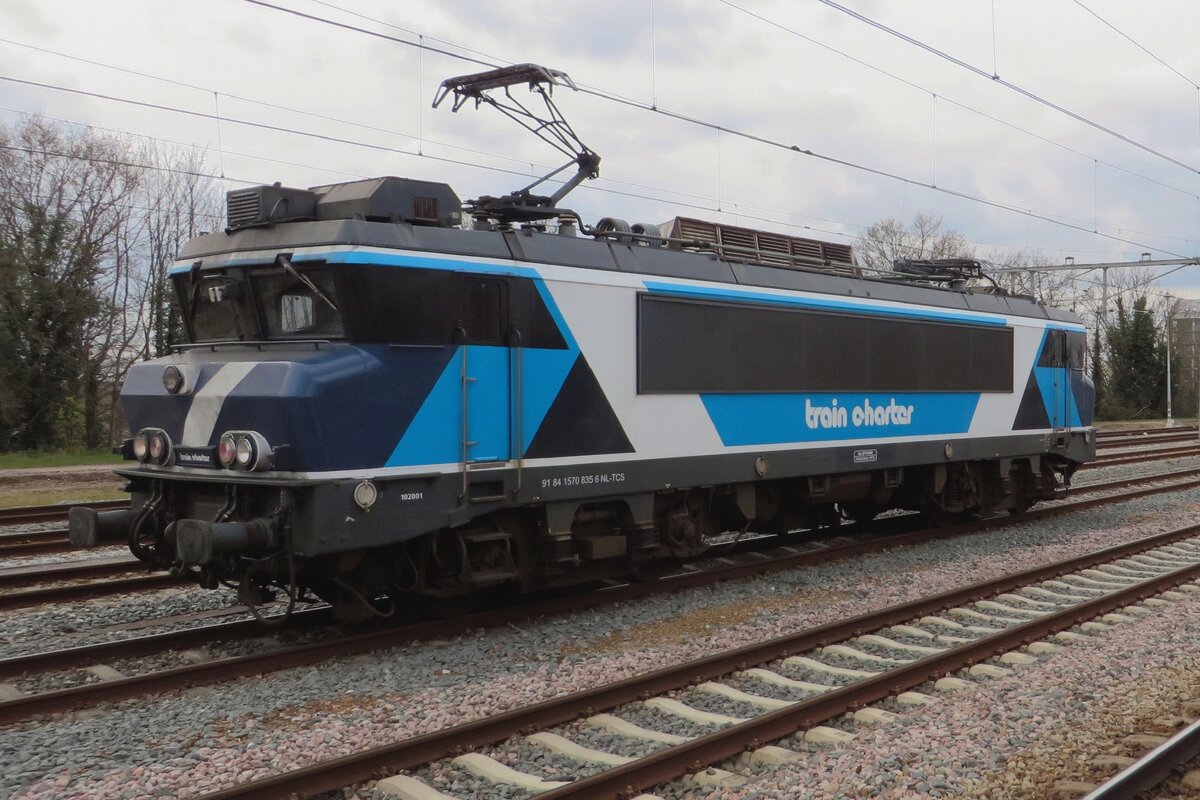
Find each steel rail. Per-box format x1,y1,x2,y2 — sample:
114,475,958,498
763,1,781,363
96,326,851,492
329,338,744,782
0,555,144,591
193,524,1200,800
1090,444,1200,467
0,499,126,526
0,574,179,612
539,559,1200,799
0,608,332,681
0,532,76,558
2,465,1199,725
1082,717,1200,799
1096,424,1197,439
1098,432,1198,449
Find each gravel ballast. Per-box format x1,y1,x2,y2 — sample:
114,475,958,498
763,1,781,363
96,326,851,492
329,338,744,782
5,485,1200,798
657,584,1200,799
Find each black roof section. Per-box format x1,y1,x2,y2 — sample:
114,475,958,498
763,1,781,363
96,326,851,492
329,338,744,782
180,213,1082,328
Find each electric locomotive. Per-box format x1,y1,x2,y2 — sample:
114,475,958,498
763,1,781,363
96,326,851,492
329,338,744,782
70,65,1095,620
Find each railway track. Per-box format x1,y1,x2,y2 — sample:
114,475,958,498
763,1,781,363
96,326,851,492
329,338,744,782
1045,703,1200,799
1089,443,1200,468
0,499,125,527
6,463,1200,727
1095,423,1198,439
0,527,75,558
190,521,1200,799
1097,430,1199,449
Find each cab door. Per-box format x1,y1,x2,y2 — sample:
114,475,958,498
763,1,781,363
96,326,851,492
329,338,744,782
459,277,510,464
1051,330,1070,446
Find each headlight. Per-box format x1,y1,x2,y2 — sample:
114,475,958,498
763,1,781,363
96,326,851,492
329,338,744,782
235,436,255,468
218,431,273,471
148,429,173,464
132,433,149,462
135,428,172,465
218,433,238,468
162,365,185,394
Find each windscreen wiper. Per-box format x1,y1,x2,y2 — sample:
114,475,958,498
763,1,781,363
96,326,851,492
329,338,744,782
275,254,338,313
185,261,203,333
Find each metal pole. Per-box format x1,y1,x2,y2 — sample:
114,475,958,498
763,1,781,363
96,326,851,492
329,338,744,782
1167,312,1174,426
1099,267,1109,331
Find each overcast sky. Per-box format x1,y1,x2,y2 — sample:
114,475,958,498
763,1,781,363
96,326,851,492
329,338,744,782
6,0,1200,302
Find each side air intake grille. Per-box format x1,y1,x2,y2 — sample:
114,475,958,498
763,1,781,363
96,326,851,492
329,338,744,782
412,195,439,222
662,216,858,275
226,189,262,230
224,185,318,231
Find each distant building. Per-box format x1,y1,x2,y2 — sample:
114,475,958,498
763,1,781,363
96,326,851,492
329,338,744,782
1170,300,1200,418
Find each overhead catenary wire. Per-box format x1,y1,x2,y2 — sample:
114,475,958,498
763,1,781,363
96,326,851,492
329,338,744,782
17,0,1161,252
6,67,1193,263
231,0,1198,259
1072,0,1199,89
715,0,1200,203
11,33,1185,251
0,36,739,209
4,121,1185,301
813,0,1200,175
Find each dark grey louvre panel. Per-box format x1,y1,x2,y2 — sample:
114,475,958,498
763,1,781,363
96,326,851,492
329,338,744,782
664,216,857,275
637,294,1014,394
226,189,261,230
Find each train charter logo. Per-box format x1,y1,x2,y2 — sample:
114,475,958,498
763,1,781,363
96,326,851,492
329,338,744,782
805,397,916,430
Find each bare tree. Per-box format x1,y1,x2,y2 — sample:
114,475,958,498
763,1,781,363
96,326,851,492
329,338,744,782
0,116,141,449
856,212,973,272
986,250,1080,307
0,115,222,451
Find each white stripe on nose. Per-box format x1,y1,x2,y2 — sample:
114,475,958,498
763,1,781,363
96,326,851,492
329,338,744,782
181,363,258,446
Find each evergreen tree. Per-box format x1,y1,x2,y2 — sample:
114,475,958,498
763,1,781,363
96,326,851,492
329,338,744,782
1104,296,1170,419
1090,323,1105,414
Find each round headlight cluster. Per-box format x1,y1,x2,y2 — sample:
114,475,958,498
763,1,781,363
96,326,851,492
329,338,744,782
217,431,273,471
162,365,185,394
134,428,173,465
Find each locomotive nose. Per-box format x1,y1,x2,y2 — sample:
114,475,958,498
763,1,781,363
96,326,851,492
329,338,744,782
119,347,378,472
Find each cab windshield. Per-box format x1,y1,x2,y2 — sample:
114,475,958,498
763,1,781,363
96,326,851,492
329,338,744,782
174,264,343,343
253,269,342,339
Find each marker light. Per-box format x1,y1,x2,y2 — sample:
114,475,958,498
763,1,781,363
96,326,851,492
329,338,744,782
218,434,238,468
132,434,149,462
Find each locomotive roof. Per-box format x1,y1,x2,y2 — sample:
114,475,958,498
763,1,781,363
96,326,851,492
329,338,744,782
177,218,1084,327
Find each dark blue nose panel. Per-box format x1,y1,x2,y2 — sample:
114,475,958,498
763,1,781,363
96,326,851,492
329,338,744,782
121,344,456,471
